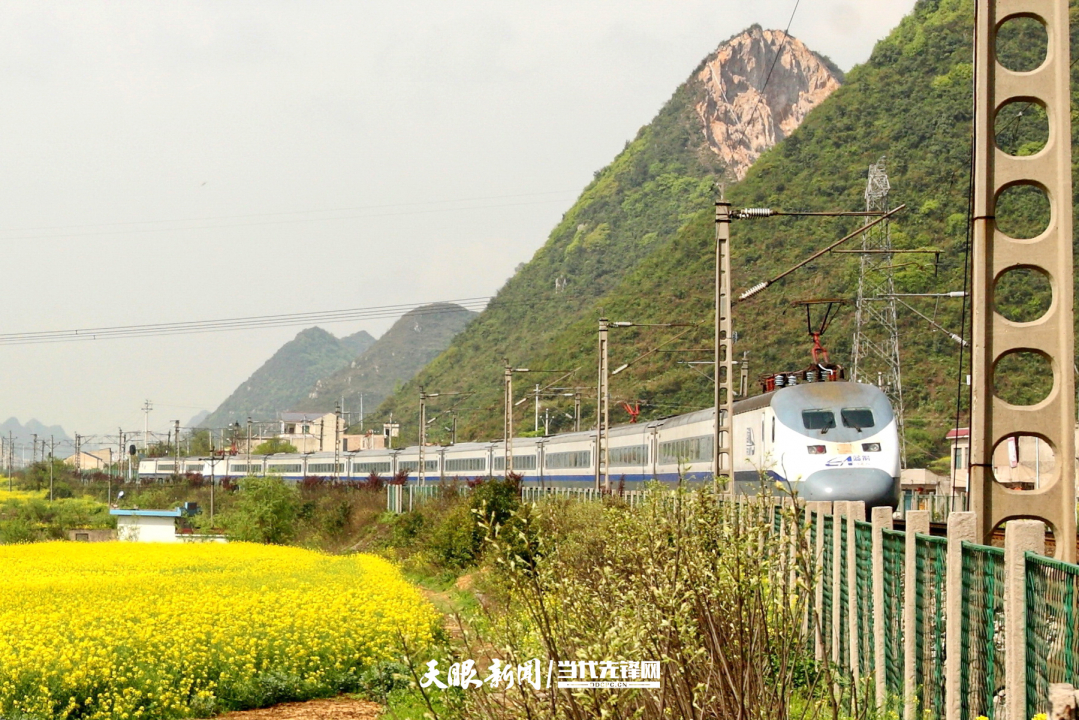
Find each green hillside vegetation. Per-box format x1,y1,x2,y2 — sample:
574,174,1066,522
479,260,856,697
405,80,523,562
374,0,1073,466
295,303,477,419
203,327,375,427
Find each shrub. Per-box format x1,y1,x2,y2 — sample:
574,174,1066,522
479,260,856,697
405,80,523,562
222,476,301,545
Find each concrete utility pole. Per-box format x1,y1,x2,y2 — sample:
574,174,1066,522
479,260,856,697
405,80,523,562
175,420,181,478
574,391,582,433
503,362,515,477
142,400,153,450
714,200,734,491
596,318,610,492
48,436,55,501
418,389,428,486
970,0,1075,561
334,402,342,481
533,384,541,433
74,434,81,477
246,417,252,471
209,431,215,527
31,433,37,465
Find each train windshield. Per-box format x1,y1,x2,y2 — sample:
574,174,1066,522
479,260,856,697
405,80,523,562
841,408,875,430
801,410,836,431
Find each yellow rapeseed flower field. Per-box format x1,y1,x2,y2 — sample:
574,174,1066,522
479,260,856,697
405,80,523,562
0,542,438,719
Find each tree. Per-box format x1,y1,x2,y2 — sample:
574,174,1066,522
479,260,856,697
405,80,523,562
252,437,299,455
222,476,300,544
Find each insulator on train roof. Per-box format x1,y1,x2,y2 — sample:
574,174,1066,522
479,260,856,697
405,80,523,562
737,207,774,218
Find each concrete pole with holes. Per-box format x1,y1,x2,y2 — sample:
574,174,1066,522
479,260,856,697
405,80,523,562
969,0,1075,561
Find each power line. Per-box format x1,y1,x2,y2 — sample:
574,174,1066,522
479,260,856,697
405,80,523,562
758,1,801,98
745,1,802,129
0,297,494,346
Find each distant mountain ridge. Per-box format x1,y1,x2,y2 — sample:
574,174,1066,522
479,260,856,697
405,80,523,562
201,327,375,427
0,418,71,449
295,303,477,419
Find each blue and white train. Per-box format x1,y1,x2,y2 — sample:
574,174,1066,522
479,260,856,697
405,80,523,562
139,381,901,508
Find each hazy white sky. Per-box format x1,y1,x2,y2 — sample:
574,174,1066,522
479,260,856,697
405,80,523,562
0,0,917,440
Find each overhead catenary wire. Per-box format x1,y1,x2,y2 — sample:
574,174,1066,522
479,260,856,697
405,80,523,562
738,205,907,300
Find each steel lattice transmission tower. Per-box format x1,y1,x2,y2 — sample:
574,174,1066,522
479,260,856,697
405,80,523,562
851,157,906,466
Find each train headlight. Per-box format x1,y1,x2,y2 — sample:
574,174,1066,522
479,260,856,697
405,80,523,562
807,445,826,454
862,443,881,452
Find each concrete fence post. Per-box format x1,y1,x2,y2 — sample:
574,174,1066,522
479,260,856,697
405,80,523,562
871,505,893,709
788,497,801,596
903,510,930,720
832,500,850,668
812,501,831,661
1049,683,1079,720
848,501,866,682
1005,520,1045,720
944,511,976,720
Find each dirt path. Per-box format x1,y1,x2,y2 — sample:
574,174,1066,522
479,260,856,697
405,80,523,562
213,698,381,719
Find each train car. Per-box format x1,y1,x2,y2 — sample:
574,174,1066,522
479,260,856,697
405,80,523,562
136,458,174,481
303,452,346,479
394,447,440,482
348,451,393,481
755,381,899,508
538,430,593,485
439,442,490,481
226,456,266,478
645,383,898,507
264,455,306,481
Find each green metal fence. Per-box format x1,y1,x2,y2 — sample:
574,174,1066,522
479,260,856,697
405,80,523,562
854,519,874,676
914,534,947,718
960,542,1005,720
882,528,905,695
1025,552,1079,719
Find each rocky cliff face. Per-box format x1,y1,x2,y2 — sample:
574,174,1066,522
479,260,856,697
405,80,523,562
694,26,842,180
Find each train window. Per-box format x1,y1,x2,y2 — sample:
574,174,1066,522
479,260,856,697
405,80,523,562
801,410,836,430
493,455,537,471
545,450,591,469
609,445,647,466
841,408,875,430
445,457,486,472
